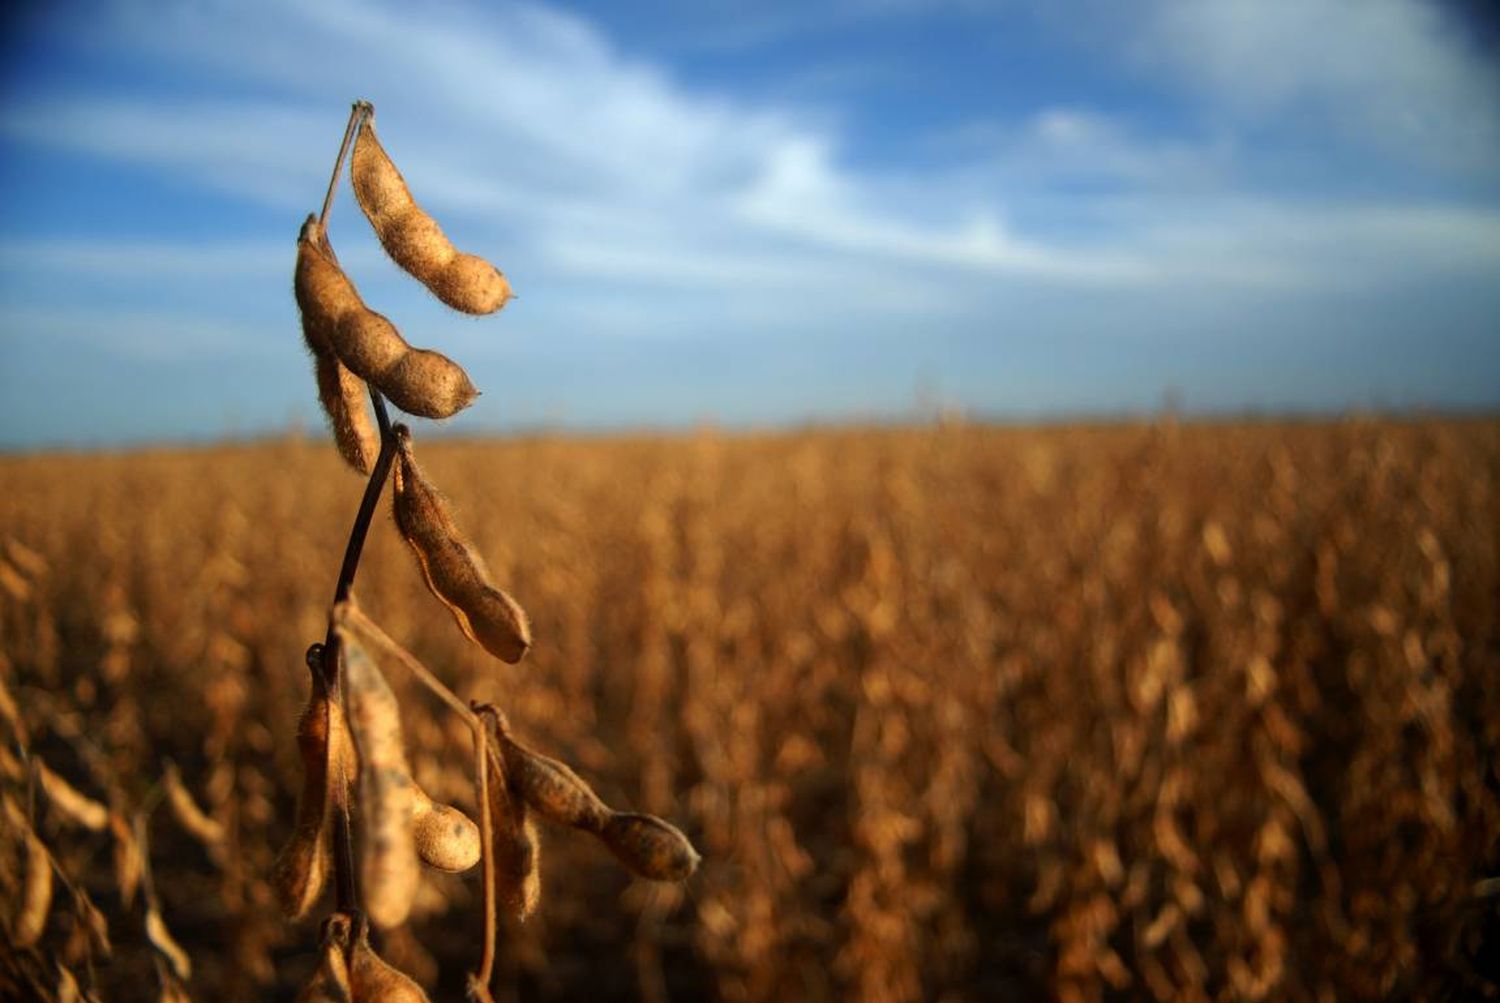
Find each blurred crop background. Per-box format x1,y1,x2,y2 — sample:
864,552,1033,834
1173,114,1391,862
2,1,1500,1001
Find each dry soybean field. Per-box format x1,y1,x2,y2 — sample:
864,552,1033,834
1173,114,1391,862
2,418,1498,1002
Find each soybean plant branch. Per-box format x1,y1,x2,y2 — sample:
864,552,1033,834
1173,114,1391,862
318,100,369,230
309,389,396,917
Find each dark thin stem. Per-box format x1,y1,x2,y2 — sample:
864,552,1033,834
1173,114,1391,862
312,387,397,916
318,100,370,230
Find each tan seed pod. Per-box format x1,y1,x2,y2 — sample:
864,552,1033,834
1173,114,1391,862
273,681,340,920
15,830,54,948
348,924,431,1003
392,439,530,663
313,349,380,475
339,631,419,930
410,788,481,873
296,914,354,1003
109,812,143,907
145,905,192,981
294,217,478,420
480,711,541,921
352,115,513,316
599,812,700,882
36,760,109,831
162,761,226,846
497,731,609,834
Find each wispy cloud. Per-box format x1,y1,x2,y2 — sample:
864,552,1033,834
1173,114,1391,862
0,0,1497,446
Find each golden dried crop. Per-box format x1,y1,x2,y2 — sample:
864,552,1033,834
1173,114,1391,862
296,914,353,1003
498,732,609,833
391,435,530,663
313,349,380,475
352,115,513,316
339,631,419,930
294,216,477,420
15,829,53,948
273,676,344,920
480,711,541,922
410,788,481,873
599,813,700,882
349,922,431,1002
35,760,109,832
163,761,226,847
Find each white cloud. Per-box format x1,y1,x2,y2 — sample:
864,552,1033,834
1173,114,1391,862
1132,0,1500,172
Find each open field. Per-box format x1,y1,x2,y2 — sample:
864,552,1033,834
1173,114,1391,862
2,418,1498,1002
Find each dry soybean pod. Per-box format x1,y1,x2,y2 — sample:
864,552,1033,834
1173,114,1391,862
391,433,530,663
479,707,541,921
338,629,420,930
35,760,109,832
410,786,482,873
15,829,54,948
352,113,513,316
296,913,354,1003
272,677,341,920
599,812,701,882
349,919,431,1002
492,720,608,834
313,348,380,475
294,216,478,419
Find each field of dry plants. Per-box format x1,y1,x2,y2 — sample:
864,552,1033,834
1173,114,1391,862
2,417,1498,1001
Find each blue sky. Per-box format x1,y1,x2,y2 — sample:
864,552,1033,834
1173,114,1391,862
1,0,1498,449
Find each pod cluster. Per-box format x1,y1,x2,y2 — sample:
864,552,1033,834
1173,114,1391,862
296,218,478,425
296,913,431,1003
294,101,512,472
273,642,482,927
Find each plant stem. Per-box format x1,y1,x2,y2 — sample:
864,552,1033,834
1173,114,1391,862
319,100,370,230
313,387,396,916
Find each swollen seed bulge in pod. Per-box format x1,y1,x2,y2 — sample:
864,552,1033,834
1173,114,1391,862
410,787,482,873
600,812,701,882
340,632,419,930
351,116,513,316
502,737,609,833
349,926,431,1003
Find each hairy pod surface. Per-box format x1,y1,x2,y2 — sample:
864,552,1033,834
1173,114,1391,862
392,439,530,663
273,683,339,920
600,812,701,882
296,914,354,1003
313,350,379,474
349,924,432,1003
410,788,482,873
481,712,541,921
352,116,513,316
339,632,420,930
294,217,478,419
499,732,609,833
